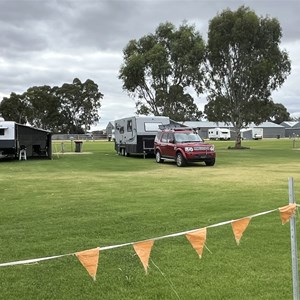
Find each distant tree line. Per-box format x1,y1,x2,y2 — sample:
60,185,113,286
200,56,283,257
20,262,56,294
0,78,103,134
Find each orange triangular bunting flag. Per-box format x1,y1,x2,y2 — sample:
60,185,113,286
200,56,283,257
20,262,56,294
133,240,154,274
186,228,207,258
75,248,99,281
231,217,251,245
279,203,297,225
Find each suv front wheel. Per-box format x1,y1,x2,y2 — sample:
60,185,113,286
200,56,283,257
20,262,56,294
155,150,164,163
176,152,186,167
205,158,215,166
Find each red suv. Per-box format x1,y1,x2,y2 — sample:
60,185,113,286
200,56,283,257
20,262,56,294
154,128,216,167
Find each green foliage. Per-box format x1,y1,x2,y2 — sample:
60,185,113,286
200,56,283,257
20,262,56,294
119,22,205,121
204,6,291,147
0,139,299,299
0,78,103,133
0,93,28,124
25,85,62,130
57,78,103,133
268,103,291,124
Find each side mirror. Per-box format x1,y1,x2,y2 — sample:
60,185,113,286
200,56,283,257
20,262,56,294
168,139,174,144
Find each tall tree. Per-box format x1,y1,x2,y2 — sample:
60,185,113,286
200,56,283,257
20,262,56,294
119,22,205,121
25,85,62,131
53,78,103,133
204,6,291,148
0,92,28,124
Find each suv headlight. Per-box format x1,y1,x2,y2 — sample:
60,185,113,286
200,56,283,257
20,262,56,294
209,145,215,151
185,147,194,152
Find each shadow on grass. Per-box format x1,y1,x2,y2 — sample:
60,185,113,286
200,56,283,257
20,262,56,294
156,160,212,168
227,146,250,150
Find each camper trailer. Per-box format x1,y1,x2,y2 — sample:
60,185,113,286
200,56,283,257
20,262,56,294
114,116,170,157
241,128,263,140
0,121,52,160
208,128,231,140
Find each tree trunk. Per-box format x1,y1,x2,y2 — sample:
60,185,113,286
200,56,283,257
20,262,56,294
235,129,242,149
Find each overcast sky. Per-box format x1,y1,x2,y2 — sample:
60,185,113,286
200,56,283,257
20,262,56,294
1,0,299,129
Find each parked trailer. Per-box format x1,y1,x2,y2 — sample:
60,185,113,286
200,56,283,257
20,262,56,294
114,116,170,157
208,128,231,140
241,128,263,140
0,121,52,160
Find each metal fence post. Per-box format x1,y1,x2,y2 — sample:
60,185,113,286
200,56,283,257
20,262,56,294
289,177,299,300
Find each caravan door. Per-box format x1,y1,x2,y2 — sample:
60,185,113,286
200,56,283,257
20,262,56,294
126,118,135,142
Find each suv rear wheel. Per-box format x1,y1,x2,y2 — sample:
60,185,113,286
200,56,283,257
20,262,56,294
176,152,186,167
155,151,164,163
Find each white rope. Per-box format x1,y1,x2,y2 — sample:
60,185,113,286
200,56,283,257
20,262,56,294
0,254,69,267
0,206,288,267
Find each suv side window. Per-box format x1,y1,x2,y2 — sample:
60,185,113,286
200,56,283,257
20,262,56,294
167,133,174,143
161,132,168,143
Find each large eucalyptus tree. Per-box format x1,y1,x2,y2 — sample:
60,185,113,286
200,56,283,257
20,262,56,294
119,22,206,121
204,6,291,148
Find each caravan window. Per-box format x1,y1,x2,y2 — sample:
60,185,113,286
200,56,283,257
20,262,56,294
127,120,132,132
0,129,5,135
144,122,162,132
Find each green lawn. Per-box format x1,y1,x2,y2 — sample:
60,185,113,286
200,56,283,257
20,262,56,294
0,138,300,299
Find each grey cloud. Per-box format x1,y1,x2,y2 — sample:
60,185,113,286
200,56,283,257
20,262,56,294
0,0,299,126
1,1,298,53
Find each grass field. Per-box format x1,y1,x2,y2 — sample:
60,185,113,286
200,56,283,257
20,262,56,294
0,138,300,299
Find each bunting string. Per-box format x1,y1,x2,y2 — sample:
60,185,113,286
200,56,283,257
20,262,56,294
0,204,296,271
0,254,70,267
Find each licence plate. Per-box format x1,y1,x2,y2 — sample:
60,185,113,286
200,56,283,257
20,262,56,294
194,146,208,151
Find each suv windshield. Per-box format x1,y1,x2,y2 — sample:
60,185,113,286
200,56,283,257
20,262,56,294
174,132,203,143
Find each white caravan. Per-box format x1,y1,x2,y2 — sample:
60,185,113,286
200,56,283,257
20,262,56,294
208,128,231,140
114,116,170,157
0,121,52,159
241,128,263,140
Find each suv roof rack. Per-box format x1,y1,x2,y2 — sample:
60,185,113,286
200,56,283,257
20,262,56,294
158,124,188,130
174,127,194,131
158,125,198,133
